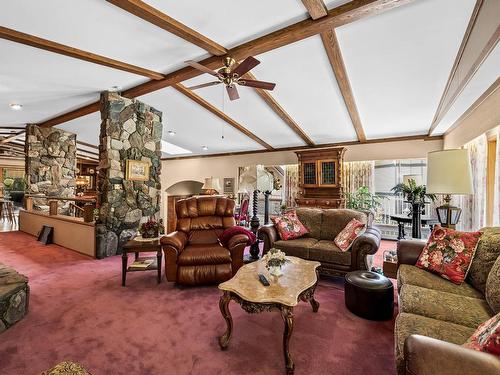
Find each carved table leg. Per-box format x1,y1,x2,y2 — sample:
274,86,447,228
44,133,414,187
218,291,233,350
309,296,320,313
281,306,295,375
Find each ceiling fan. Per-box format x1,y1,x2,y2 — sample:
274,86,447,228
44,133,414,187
184,56,276,101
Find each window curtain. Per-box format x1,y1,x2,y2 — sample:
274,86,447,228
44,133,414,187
284,164,299,208
455,134,488,231
342,161,375,194
494,128,500,226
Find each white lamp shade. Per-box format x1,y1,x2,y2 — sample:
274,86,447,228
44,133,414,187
202,177,221,192
426,149,473,195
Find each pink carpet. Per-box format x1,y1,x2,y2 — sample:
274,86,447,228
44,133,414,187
0,232,398,375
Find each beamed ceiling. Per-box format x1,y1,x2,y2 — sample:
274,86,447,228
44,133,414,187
0,0,498,159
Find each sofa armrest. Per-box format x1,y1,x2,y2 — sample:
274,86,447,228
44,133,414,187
160,231,188,282
258,224,278,255
351,227,381,271
227,233,249,274
397,239,426,267
404,335,500,375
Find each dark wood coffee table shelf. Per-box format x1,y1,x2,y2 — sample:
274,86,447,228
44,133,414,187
122,238,162,286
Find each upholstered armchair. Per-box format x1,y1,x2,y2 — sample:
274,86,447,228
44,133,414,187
160,196,249,286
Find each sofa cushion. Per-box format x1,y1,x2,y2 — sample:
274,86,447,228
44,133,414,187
272,211,309,240
334,218,366,251
415,225,482,284
177,244,231,266
395,313,475,375
399,284,492,328
485,255,500,314
397,264,483,299
467,227,500,294
463,313,500,356
309,240,351,265
273,238,318,259
320,209,368,240
295,208,322,239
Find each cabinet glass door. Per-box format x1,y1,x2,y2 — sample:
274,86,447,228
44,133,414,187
303,162,317,185
320,160,336,186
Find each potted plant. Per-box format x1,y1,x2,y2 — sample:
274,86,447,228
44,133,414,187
344,186,384,211
262,248,289,276
139,218,164,239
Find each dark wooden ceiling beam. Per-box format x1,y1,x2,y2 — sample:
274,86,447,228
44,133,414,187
320,28,367,142
0,26,164,80
38,0,415,127
429,0,499,134
244,72,314,146
173,84,273,150
301,0,328,19
106,0,227,56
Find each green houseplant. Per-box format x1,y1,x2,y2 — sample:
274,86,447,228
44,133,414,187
391,178,436,204
344,186,384,211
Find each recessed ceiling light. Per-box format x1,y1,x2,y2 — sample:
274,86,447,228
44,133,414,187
168,130,176,136
201,145,208,151
9,103,22,110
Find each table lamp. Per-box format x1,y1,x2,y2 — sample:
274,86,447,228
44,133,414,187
201,177,221,195
426,149,473,229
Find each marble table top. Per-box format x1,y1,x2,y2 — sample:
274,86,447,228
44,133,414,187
219,256,320,307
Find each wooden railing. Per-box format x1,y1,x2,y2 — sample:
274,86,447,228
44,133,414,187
24,194,96,223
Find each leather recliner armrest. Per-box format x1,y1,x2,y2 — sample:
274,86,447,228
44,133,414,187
258,224,278,255
397,239,426,267
160,231,188,252
160,231,188,282
404,334,500,375
227,233,249,274
350,227,381,270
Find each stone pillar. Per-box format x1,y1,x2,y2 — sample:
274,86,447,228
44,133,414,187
97,92,163,257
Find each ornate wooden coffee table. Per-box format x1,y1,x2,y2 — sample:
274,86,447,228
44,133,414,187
218,256,320,374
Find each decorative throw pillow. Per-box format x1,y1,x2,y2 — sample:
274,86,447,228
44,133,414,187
334,218,366,252
219,226,256,247
463,313,500,356
271,211,309,241
416,225,482,285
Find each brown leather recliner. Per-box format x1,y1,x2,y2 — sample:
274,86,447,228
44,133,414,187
160,196,249,286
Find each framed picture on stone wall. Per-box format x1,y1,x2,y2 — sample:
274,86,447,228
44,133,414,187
126,160,150,181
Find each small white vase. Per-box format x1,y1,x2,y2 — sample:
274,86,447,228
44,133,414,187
269,265,283,277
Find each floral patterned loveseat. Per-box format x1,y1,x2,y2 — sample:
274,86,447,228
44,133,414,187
394,227,500,374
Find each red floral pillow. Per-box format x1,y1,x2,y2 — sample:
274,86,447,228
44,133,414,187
271,211,309,241
463,313,500,356
334,218,366,252
416,225,482,285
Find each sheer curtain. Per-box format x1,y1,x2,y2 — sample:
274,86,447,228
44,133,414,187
284,164,299,208
342,161,375,194
494,128,500,226
456,134,488,231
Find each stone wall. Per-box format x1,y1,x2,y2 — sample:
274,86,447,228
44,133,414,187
97,92,162,257
25,125,77,203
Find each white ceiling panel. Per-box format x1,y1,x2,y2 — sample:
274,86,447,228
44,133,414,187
139,88,264,157
0,0,207,73
182,75,306,148
143,0,308,49
251,35,357,144
432,43,500,135
56,112,101,146
336,0,477,139
0,39,147,127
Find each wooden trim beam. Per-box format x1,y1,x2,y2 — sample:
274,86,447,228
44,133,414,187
173,84,273,150
162,134,443,160
0,26,164,80
321,28,367,142
38,0,415,127
244,72,314,146
77,140,99,150
0,130,25,145
301,0,328,19
429,0,499,134
106,0,227,56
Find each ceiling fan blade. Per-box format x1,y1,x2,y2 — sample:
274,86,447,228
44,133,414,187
232,56,260,77
186,81,221,90
185,60,220,77
238,79,276,91
226,85,240,101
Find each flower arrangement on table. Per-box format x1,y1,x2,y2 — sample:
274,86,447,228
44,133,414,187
262,248,289,276
139,218,165,239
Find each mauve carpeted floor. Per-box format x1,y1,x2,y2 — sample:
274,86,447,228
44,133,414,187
0,231,398,375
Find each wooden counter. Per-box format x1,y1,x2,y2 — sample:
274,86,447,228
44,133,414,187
19,209,96,257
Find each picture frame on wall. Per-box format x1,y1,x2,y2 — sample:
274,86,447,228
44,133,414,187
126,160,150,181
223,178,234,194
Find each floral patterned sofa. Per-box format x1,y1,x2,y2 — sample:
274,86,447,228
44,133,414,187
394,227,500,374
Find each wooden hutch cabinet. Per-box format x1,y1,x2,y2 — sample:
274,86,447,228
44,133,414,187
295,148,346,208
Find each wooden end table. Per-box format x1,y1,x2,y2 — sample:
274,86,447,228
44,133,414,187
122,238,162,286
218,256,320,375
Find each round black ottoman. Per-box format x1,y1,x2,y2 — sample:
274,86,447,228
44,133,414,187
344,271,394,321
